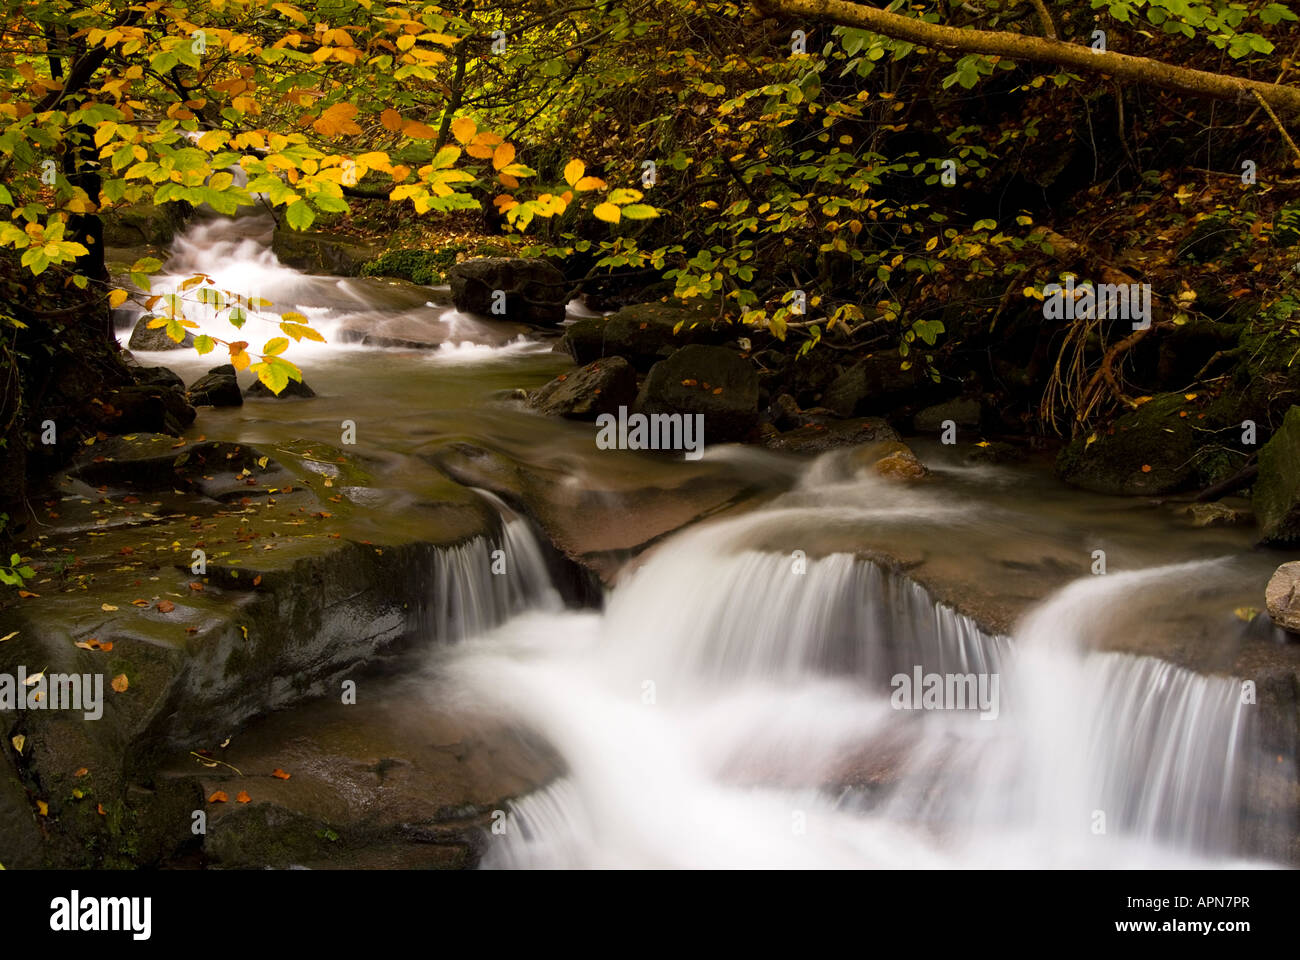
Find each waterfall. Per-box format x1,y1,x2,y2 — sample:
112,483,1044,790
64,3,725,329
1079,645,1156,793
446,514,1279,868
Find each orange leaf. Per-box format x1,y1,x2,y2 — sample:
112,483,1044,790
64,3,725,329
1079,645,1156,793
272,768,291,780
402,120,437,139
492,142,515,171
380,108,404,131
97,803,106,815
208,790,228,803
111,673,128,693
156,599,175,613
236,790,251,803
75,767,89,777
188,582,204,591
1140,464,1152,473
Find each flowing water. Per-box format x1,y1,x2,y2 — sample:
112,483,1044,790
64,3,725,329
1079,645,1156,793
115,212,1299,869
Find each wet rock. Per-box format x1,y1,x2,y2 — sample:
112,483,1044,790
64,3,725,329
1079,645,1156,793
822,351,928,417
963,441,1027,466
1255,406,1300,545
246,376,317,399
1265,561,1300,633
133,365,185,391
563,300,736,370
871,445,929,482
764,417,900,454
528,357,637,420
635,344,759,443
448,258,567,325
1179,501,1253,528
126,314,193,351
271,229,376,276
768,393,804,431
914,396,982,433
187,364,243,407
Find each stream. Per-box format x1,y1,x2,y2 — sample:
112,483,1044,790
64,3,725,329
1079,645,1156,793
113,211,1299,869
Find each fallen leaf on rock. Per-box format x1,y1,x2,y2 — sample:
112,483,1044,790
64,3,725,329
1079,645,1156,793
101,603,118,612
131,599,150,607
272,768,291,780
11,735,24,754
24,670,44,686
37,800,48,816
188,582,204,591
110,674,128,693
0,631,16,643
236,790,251,803
74,767,88,777
17,590,39,598
97,803,106,815
208,791,228,803
156,600,175,613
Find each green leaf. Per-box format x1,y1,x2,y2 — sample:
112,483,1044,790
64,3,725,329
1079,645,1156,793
285,200,315,231
620,204,658,220
194,335,215,355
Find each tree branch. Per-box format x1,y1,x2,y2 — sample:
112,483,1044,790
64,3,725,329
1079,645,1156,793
752,0,1300,116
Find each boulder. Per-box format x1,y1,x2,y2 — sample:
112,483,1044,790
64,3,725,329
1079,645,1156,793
101,201,189,247
821,351,928,417
1265,561,1300,633
528,357,637,420
635,344,759,443
1254,405,1300,545
873,447,929,482
562,300,737,370
448,258,567,325
764,417,900,454
1179,501,1252,528
90,384,196,435
187,364,243,407
914,396,982,433
133,365,185,391
126,315,194,351
246,376,317,399
271,229,376,276
1057,393,1204,496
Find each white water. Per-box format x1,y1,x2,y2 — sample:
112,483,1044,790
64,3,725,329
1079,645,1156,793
125,213,1286,869
445,507,1271,869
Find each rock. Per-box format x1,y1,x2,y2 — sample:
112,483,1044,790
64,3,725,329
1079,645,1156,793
101,201,189,247
1254,406,1300,545
448,258,568,325
563,300,737,370
187,364,243,407
1265,561,1300,633
914,396,982,432
527,357,637,420
133,365,185,391
873,446,929,482
126,314,194,351
1179,501,1253,528
635,344,759,443
769,393,804,431
271,229,376,276
90,384,196,435
764,417,900,454
246,376,317,399
822,351,928,417
963,441,1026,466
1056,393,1204,496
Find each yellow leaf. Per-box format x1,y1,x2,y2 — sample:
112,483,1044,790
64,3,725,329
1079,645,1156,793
108,289,128,309
450,117,476,144
11,735,24,754
36,800,48,817
402,120,438,140
230,350,251,372
593,202,621,223
492,142,515,171
574,176,606,192
925,236,938,252
563,158,585,187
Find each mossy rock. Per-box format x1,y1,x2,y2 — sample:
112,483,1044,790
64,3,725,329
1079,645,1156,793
1056,392,1243,495
271,230,376,276
1254,405,1300,545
